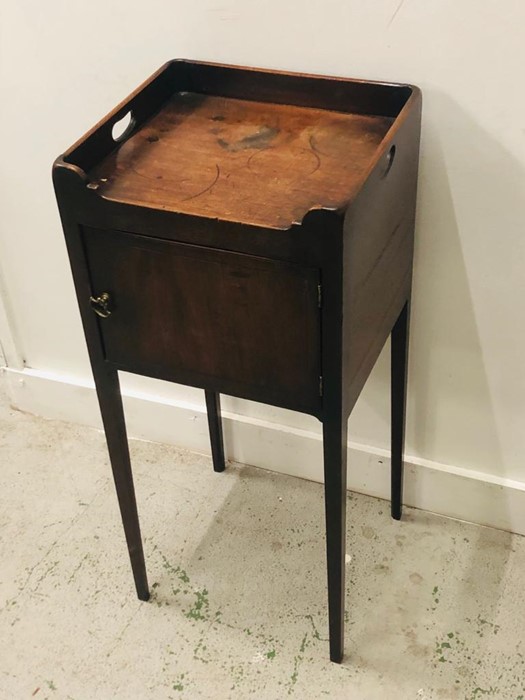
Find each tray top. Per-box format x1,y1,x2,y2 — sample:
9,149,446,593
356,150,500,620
89,92,394,230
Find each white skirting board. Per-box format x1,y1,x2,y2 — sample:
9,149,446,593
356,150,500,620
3,366,525,536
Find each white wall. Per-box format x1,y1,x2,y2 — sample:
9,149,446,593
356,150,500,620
1,3,524,500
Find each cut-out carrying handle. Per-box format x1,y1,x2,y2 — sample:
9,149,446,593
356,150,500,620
112,111,136,142
381,145,396,178
58,60,191,175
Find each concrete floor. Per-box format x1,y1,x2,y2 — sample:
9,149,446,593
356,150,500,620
1,388,524,700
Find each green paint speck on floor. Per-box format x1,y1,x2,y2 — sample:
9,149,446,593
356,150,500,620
185,588,210,621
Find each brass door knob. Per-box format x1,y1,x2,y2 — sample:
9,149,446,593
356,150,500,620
90,292,112,318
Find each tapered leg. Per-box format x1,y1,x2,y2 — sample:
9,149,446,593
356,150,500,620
391,301,410,521
93,365,149,600
205,391,226,473
323,413,348,663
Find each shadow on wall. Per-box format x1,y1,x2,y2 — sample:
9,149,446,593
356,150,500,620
355,90,525,486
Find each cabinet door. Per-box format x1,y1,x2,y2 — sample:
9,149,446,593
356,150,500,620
83,228,321,413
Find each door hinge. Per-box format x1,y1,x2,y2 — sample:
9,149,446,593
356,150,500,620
317,283,322,308
319,375,323,396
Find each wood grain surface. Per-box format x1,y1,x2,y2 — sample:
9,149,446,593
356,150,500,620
90,93,393,229
83,227,321,410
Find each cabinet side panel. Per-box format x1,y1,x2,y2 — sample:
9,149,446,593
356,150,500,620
342,100,422,416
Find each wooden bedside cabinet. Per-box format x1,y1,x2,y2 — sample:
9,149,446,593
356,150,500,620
53,60,421,663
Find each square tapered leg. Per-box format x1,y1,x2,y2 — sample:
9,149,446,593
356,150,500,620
93,365,149,600
205,390,226,473
391,301,410,521
323,412,348,663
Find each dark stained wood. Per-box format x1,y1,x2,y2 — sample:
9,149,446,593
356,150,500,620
53,60,422,664
89,93,393,229
51,179,150,601
92,365,150,600
205,391,226,473
186,60,413,117
314,208,347,663
82,227,321,413
60,60,413,179
323,413,347,663
391,302,410,520
342,98,421,417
